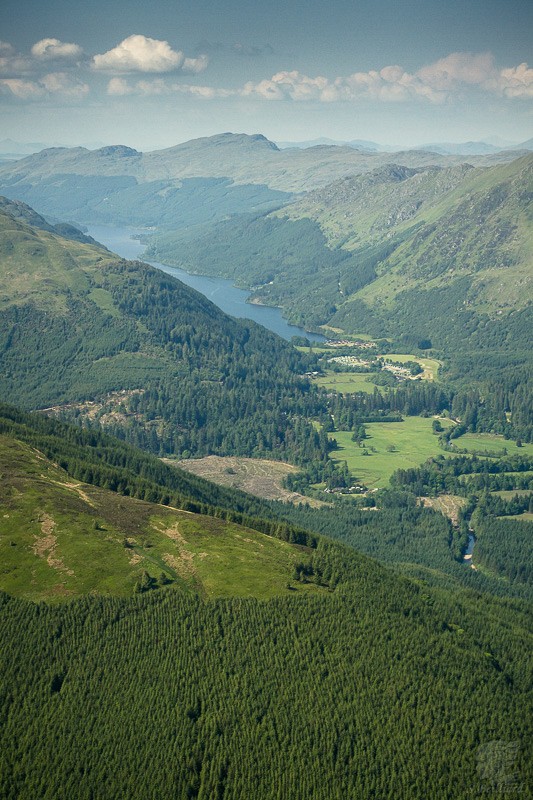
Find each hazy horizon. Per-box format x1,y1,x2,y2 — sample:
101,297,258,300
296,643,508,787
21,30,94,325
1,0,532,150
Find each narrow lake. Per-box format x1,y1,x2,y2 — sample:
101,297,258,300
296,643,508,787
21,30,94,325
87,225,325,343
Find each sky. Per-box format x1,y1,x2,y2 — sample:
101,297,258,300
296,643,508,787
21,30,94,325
1,0,532,151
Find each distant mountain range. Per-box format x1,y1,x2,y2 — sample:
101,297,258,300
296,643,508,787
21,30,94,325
276,137,532,155
0,138,107,158
0,132,524,218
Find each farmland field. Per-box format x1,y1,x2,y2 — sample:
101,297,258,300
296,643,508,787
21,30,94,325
450,433,533,456
313,371,384,394
329,416,454,488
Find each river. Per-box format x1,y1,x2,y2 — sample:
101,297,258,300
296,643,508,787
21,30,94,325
463,532,476,569
87,225,325,343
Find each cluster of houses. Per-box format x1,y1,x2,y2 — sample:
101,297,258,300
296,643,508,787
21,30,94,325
327,355,419,380
325,339,376,349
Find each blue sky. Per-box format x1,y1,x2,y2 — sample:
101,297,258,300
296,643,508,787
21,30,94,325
1,0,532,149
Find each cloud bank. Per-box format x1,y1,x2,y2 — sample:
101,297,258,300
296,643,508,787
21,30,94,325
241,53,533,104
0,37,531,108
0,72,89,99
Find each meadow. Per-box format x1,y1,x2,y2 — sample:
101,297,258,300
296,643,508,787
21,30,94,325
0,435,322,603
328,416,454,489
449,433,533,457
314,371,384,394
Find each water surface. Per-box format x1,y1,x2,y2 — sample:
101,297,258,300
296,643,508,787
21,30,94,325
88,225,325,343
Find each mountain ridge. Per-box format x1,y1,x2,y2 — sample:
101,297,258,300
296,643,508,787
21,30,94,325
0,131,524,220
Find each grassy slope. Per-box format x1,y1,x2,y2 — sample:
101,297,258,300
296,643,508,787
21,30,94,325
279,163,474,249
353,154,533,314
0,433,322,603
0,210,116,311
281,154,532,322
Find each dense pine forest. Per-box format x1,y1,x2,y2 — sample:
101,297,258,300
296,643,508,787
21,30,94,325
1,547,532,799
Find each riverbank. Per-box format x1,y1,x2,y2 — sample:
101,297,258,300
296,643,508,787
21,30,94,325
87,225,325,343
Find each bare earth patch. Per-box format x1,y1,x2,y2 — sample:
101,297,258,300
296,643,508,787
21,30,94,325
168,455,325,507
32,512,75,576
50,479,97,508
420,495,467,527
157,522,197,580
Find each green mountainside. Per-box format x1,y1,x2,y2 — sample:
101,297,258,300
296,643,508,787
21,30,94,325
0,429,324,603
1,401,530,603
0,205,328,464
0,196,99,245
148,154,533,378
279,162,476,249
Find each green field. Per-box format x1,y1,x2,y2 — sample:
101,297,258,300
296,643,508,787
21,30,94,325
314,371,383,394
383,353,441,380
329,416,454,489
450,433,533,457
492,490,533,499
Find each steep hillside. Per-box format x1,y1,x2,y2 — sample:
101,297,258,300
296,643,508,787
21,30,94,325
0,431,323,603
0,133,521,227
148,155,532,374
0,196,99,244
0,205,327,464
279,162,476,249
350,154,533,314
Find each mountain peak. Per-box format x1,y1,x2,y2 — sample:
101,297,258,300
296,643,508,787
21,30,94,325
155,132,280,157
95,145,140,157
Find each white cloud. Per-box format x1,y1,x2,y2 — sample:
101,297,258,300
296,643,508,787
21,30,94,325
93,35,207,74
0,38,83,76
182,54,209,74
417,52,495,91
40,72,89,97
0,41,33,76
0,78,44,99
0,41,15,56
107,76,230,98
31,38,82,60
497,63,533,99
242,71,332,101
107,77,133,95
0,72,88,100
